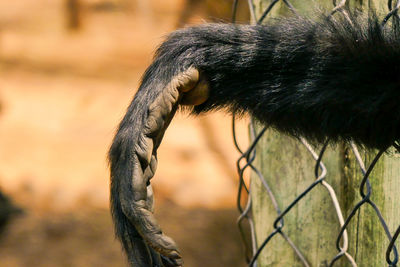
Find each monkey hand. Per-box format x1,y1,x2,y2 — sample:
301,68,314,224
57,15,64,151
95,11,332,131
113,67,209,266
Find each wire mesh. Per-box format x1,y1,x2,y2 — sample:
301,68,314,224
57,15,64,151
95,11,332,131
231,0,400,266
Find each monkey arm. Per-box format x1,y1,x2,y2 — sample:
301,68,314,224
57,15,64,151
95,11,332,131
109,15,400,266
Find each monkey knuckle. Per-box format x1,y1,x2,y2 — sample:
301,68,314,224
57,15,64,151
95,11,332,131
143,165,155,181
144,112,162,134
135,135,153,166
149,155,158,173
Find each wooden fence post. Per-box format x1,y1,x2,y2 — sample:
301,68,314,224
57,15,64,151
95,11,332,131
250,1,400,266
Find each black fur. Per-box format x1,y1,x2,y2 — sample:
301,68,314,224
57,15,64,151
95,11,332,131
109,15,400,265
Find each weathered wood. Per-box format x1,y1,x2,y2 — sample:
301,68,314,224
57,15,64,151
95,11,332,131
341,146,400,266
251,127,344,266
250,0,400,266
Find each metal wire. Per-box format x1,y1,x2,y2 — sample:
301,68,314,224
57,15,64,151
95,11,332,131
231,0,400,266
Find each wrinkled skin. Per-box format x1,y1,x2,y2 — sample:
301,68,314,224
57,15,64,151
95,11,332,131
110,68,210,266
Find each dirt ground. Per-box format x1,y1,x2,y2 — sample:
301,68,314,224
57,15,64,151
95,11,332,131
0,0,249,266
0,202,244,267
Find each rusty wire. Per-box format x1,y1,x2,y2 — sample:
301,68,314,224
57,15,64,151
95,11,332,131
231,0,400,266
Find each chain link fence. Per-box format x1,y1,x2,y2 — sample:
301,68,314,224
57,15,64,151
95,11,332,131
231,0,400,266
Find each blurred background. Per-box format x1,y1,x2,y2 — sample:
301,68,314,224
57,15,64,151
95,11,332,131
0,0,251,266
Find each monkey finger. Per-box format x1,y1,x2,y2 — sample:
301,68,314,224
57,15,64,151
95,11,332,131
123,224,154,267
126,226,167,267
161,254,184,267
120,154,181,263
120,68,207,265
149,247,165,267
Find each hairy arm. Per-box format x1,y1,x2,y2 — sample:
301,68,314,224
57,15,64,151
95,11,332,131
109,16,400,266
